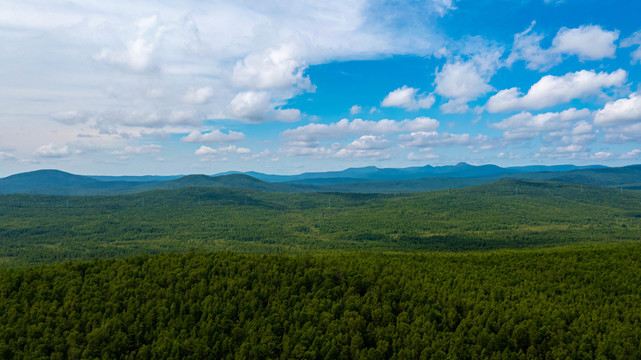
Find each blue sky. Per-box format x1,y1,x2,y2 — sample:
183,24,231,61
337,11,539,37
1,0,641,176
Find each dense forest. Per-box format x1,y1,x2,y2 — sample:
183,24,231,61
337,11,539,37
1,179,641,358
1,246,641,359
1,179,640,267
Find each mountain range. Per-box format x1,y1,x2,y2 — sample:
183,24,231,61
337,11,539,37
0,163,639,195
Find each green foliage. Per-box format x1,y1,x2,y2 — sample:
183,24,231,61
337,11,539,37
1,245,641,359
1,180,641,267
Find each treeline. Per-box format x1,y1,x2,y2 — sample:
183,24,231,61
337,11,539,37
1,245,641,359
1,180,640,267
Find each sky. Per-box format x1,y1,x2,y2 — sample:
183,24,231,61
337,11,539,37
1,0,641,176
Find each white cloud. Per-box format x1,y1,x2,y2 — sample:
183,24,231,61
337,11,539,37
591,151,612,160
344,135,390,150
381,86,435,110
195,145,250,156
490,108,591,141
183,87,215,104
274,108,302,122
226,91,301,123
282,135,392,160
621,30,641,64
506,22,561,71
332,135,390,160
350,105,362,115
556,144,582,153
282,117,439,142
279,145,334,158
227,91,272,121
572,121,593,135
182,130,246,144
91,109,201,129
111,144,162,156
399,131,488,147
508,24,619,71
435,62,492,100
486,69,627,113
434,44,503,113
0,0,458,171
402,117,440,132
95,15,166,72
34,143,71,158
594,92,641,126
232,44,313,93
552,26,619,61
619,149,641,159
434,61,493,113
603,123,641,143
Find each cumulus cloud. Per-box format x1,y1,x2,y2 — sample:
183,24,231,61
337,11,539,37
552,26,619,61
335,136,392,159
278,117,439,160
225,91,301,123
435,62,492,100
507,24,620,71
232,44,313,93
381,86,435,110
195,145,250,156
594,92,641,126
181,130,246,144
95,15,166,72
434,45,502,113
603,123,641,144
344,135,390,150
282,117,439,143
486,69,627,113
0,0,459,170
490,108,591,141
279,135,392,160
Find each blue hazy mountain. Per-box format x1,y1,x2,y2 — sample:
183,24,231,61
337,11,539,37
1,163,637,195
225,163,605,184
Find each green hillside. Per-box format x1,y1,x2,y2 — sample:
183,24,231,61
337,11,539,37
1,179,640,267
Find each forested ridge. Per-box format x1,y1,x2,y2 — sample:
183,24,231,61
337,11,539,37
1,179,640,267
